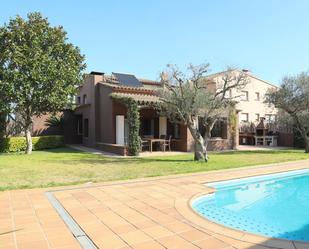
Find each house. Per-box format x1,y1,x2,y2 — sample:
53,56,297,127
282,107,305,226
211,69,293,146
73,71,238,155
31,69,293,154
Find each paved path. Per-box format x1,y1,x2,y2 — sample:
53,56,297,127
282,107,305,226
2,160,309,249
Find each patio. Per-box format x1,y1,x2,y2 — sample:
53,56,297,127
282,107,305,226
2,160,309,249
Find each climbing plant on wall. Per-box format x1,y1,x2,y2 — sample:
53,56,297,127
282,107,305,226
110,94,141,156
127,99,140,156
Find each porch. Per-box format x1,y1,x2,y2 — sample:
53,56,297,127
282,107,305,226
114,106,189,155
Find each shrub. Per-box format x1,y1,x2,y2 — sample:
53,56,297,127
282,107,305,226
0,135,64,153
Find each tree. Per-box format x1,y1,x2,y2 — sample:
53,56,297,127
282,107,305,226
266,72,309,152
0,12,86,154
158,64,248,161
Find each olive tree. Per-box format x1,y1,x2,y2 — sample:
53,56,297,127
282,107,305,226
159,64,248,161
266,72,309,152
0,12,86,154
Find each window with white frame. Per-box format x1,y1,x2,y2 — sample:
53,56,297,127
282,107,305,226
255,113,260,122
255,92,260,101
240,113,249,122
265,114,277,123
241,91,249,101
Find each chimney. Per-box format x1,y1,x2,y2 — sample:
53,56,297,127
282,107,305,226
160,72,169,82
90,71,105,84
242,69,251,74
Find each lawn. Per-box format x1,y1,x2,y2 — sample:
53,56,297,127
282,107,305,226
0,147,309,191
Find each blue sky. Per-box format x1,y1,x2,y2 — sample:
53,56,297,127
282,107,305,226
1,0,309,84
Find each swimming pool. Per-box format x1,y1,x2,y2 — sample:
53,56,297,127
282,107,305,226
192,169,309,242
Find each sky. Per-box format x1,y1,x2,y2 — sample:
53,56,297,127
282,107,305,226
1,0,309,85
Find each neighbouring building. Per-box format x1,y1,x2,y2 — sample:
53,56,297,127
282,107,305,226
211,69,293,147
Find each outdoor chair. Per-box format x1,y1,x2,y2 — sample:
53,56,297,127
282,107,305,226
140,139,150,151
161,135,172,151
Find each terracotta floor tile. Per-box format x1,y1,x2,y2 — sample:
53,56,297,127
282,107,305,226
178,229,210,242
95,235,128,249
132,240,166,249
111,223,138,234
17,240,50,249
157,235,191,249
142,225,174,239
46,234,79,248
163,221,192,233
133,220,157,229
0,233,15,245
193,237,229,249
119,230,152,245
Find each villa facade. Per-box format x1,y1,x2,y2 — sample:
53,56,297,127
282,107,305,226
31,69,293,154
72,72,237,155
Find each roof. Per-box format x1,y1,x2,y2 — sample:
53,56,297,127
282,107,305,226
138,78,161,85
98,74,161,92
110,92,161,105
99,81,156,94
207,69,279,88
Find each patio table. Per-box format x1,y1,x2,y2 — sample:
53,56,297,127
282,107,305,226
143,138,166,152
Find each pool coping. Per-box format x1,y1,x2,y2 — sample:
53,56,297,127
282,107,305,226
175,168,309,249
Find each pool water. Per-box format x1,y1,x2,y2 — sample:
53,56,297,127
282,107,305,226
192,169,309,242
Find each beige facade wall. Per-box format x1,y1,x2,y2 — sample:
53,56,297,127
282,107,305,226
214,70,279,125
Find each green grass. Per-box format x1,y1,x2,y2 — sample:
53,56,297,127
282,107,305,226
0,147,308,191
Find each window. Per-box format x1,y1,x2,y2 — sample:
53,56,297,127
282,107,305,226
82,94,87,104
142,119,154,136
255,92,260,101
241,91,249,101
265,114,277,123
83,119,89,137
240,113,249,122
211,120,223,138
77,96,81,104
77,119,83,135
255,113,260,122
174,124,181,139
209,119,227,139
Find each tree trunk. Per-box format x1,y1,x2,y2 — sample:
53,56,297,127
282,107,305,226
299,127,309,153
187,120,207,161
305,137,309,153
25,128,32,154
194,135,207,161
203,126,212,162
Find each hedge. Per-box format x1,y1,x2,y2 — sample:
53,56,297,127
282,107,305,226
0,135,64,153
